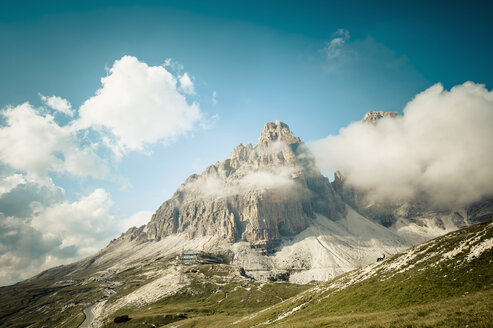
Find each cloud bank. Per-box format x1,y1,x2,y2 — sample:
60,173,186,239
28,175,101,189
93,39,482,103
311,82,493,208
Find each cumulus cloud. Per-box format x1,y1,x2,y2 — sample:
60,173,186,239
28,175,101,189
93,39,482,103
178,72,195,95
0,55,210,285
311,82,493,208
0,214,61,285
0,175,64,218
120,210,153,231
0,174,25,196
76,56,202,155
0,55,208,285
212,91,218,106
0,188,118,285
325,28,350,59
39,93,73,116
0,103,107,177
163,57,184,72
30,189,116,252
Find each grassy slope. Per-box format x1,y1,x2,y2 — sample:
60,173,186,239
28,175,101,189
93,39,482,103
232,219,493,328
0,271,103,328
101,264,310,328
1,220,491,328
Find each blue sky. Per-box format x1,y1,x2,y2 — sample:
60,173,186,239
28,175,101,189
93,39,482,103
0,0,492,284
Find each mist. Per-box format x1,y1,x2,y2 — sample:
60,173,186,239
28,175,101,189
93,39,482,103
182,166,296,199
310,82,493,208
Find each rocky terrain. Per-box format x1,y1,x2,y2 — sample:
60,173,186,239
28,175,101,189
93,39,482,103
362,110,400,123
140,120,346,249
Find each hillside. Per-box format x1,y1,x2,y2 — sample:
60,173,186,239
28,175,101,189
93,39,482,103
231,219,493,328
1,220,490,327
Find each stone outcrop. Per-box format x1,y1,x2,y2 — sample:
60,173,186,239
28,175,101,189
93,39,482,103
362,110,400,124
332,169,468,229
137,121,345,250
467,198,493,224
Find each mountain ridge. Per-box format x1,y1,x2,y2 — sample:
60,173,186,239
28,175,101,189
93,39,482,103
125,120,346,249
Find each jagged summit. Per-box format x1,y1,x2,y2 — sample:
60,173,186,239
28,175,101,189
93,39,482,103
363,110,400,124
127,121,345,249
257,120,301,146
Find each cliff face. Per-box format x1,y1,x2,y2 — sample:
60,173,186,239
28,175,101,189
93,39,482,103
362,110,400,123
142,120,345,248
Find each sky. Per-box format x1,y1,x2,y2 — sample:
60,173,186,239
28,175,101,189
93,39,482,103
0,0,492,285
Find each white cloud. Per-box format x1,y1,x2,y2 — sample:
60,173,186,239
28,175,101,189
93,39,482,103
184,166,296,199
120,210,153,231
178,72,195,95
0,187,119,286
311,81,493,208
0,174,25,196
212,90,218,106
39,93,73,116
325,28,350,59
0,103,107,177
333,28,350,39
31,189,117,251
0,55,209,285
76,56,203,154
163,57,184,72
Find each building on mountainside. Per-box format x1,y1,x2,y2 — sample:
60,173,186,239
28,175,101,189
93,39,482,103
177,251,224,265
250,240,281,255
177,252,198,264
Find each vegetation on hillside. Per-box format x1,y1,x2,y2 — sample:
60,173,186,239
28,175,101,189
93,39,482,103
0,220,491,328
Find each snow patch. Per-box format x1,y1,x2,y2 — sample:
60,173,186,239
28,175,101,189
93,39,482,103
268,302,306,324
467,238,493,261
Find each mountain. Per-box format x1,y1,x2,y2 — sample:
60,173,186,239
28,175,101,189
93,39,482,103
1,119,491,328
362,110,400,123
143,120,346,248
102,120,409,283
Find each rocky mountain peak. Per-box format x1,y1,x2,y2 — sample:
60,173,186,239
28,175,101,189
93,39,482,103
363,110,400,124
257,120,301,146
138,121,346,250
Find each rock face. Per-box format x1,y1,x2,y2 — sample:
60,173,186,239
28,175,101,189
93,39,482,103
333,169,468,227
362,110,400,124
467,199,493,224
141,121,345,249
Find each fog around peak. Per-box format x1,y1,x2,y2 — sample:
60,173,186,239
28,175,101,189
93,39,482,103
310,82,493,208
